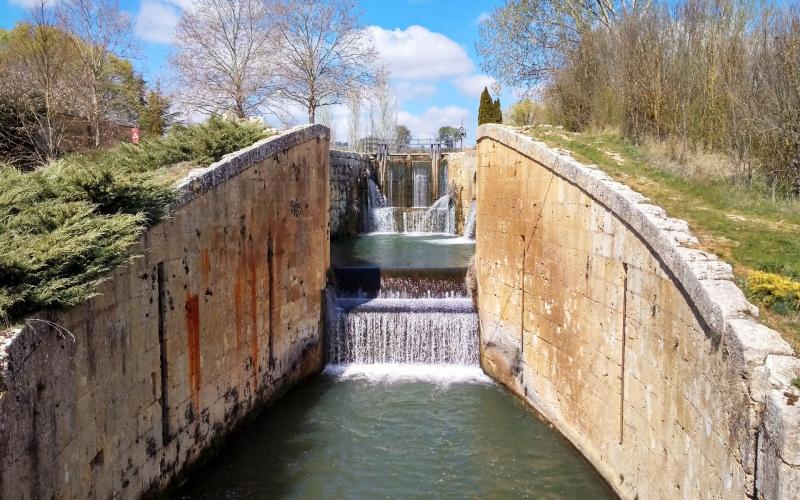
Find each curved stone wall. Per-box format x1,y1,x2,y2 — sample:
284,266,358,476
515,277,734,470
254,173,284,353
475,124,800,499
0,124,330,499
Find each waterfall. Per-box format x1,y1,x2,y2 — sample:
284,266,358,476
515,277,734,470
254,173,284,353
463,200,477,239
367,179,386,209
328,298,479,365
412,164,430,207
367,202,455,233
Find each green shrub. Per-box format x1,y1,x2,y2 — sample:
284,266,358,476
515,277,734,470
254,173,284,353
747,271,800,312
108,115,269,173
0,116,271,325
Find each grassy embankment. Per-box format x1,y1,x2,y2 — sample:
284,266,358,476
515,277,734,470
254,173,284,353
523,125,800,352
0,116,272,326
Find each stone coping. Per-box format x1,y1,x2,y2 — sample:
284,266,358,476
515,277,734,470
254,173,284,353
477,124,799,465
175,123,329,207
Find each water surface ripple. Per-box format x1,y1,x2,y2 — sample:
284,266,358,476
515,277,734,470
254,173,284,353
179,366,615,499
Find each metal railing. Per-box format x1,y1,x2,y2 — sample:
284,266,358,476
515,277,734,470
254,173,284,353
360,136,465,155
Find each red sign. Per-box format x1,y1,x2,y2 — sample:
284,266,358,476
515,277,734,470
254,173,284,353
131,127,140,144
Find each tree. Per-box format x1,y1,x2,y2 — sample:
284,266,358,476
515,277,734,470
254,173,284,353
59,0,137,147
171,0,279,119
476,0,635,91
478,86,494,125
507,98,538,126
0,3,82,165
395,124,411,148
437,126,462,148
138,87,175,137
368,77,397,141
272,0,380,123
346,90,362,151
316,105,335,144
493,98,503,123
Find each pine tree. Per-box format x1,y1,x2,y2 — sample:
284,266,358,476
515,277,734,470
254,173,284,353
478,87,493,125
493,98,503,123
138,90,175,137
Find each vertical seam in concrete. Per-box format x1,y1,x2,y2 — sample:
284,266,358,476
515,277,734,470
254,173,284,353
620,263,629,445
156,262,170,445
267,235,276,372
520,235,526,360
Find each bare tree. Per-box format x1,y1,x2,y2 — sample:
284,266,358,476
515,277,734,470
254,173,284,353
477,0,650,91
272,0,380,124
59,0,136,147
316,105,336,144
346,91,362,151
0,0,80,163
368,77,397,142
171,0,280,119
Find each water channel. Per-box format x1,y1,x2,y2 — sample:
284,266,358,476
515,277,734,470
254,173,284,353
179,158,615,499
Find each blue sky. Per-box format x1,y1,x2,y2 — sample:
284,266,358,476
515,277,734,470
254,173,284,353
1,0,507,143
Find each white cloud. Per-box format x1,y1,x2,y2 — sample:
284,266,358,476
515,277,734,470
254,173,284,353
367,25,474,81
452,74,497,98
475,11,491,24
398,105,470,139
135,0,181,44
164,0,193,8
394,81,437,102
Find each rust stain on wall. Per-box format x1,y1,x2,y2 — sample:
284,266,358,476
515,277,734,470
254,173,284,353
185,293,201,411
248,244,260,384
200,249,210,287
233,268,244,350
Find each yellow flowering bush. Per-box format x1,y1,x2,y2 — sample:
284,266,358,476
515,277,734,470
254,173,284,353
747,271,800,310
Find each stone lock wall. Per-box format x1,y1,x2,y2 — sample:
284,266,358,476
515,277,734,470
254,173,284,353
443,150,477,234
0,125,331,499
329,150,373,238
475,125,800,499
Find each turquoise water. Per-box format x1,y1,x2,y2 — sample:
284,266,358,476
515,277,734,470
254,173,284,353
178,368,615,499
331,233,475,269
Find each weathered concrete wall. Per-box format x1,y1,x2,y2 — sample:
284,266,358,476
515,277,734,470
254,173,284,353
475,124,800,499
443,149,476,234
330,150,372,238
0,124,331,499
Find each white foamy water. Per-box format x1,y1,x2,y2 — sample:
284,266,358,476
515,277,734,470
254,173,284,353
424,236,475,245
328,300,479,365
322,363,493,386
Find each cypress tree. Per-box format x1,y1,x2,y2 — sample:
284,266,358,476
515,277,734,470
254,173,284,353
478,87,493,125
493,98,503,123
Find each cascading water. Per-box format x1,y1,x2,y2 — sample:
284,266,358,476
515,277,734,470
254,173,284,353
463,200,477,239
412,163,430,207
367,186,455,234
328,299,478,365
334,156,477,374
367,179,386,209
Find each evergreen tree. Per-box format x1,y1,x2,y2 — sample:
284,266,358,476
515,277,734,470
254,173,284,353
493,98,503,123
478,87,493,125
138,89,175,138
